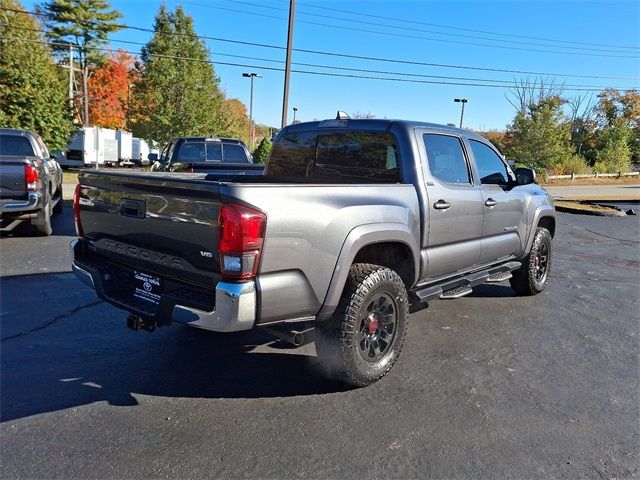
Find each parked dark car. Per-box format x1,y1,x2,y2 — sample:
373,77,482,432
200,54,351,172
0,128,63,235
151,137,265,175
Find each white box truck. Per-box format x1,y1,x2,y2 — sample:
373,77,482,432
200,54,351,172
63,127,98,168
116,130,133,165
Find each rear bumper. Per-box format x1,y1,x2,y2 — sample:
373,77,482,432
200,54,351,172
1,192,42,214
70,239,256,332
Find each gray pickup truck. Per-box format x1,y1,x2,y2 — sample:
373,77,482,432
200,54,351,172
1,128,63,235
71,119,555,386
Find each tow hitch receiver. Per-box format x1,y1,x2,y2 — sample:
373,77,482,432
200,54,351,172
127,314,156,332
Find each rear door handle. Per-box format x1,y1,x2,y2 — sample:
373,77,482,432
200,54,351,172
433,199,451,210
485,198,497,207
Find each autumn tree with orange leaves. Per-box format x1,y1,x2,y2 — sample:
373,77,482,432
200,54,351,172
88,50,138,129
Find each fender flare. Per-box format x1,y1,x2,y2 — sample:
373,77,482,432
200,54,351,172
522,205,556,256
316,222,420,320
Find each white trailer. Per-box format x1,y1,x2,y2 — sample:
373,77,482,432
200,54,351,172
64,127,99,168
99,128,118,166
131,138,150,166
116,130,133,164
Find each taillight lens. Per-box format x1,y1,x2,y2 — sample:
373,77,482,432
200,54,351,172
73,183,84,237
25,165,39,191
218,203,266,279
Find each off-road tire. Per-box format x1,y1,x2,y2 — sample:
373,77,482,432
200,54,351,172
510,227,552,295
35,198,53,236
52,184,63,214
316,263,409,387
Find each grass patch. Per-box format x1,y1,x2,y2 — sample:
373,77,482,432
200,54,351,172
542,176,639,186
62,171,78,183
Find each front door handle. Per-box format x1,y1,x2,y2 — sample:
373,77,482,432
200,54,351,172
433,199,451,210
485,198,497,207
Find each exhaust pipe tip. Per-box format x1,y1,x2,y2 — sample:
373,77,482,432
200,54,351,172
262,325,305,347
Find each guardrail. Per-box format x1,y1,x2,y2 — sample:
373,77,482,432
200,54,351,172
547,172,640,180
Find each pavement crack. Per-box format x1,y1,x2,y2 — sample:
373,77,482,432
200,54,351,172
1,300,103,342
558,221,640,244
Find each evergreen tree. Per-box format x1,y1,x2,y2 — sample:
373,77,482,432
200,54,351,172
0,0,74,150
132,5,225,144
40,0,123,126
252,137,272,164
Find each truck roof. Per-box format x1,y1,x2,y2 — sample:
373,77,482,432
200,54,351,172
173,137,248,146
282,119,489,143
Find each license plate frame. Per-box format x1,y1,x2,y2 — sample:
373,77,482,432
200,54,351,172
132,271,163,305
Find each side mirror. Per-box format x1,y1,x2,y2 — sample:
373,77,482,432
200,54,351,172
515,167,536,186
147,153,158,162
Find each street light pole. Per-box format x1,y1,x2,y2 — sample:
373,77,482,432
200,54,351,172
292,107,297,123
454,98,468,129
242,72,262,149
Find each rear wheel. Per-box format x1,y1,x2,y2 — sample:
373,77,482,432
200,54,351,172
510,227,552,295
316,263,409,387
34,198,53,236
52,184,63,214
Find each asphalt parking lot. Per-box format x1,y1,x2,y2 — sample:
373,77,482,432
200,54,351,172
1,201,639,479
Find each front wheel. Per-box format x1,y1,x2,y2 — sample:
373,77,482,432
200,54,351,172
510,227,552,295
316,263,409,387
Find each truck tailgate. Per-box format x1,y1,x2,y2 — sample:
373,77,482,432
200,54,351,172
0,156,30,199
78,171,223,285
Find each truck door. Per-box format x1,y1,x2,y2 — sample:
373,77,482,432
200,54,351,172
419,131,484,280
466,139,526,264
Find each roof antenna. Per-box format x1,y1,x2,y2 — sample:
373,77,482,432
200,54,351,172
336,111,350,120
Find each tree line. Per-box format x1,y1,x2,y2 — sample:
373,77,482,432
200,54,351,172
480,80,639,176
0,0,273,159
1,0,637,172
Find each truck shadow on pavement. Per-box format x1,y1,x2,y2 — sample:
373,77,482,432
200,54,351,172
1,306,351,422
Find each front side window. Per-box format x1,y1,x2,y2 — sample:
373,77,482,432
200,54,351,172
469,140,509,185
0,135,34,156
423,134,470,184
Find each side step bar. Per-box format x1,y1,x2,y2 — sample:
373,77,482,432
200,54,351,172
413,261,521,303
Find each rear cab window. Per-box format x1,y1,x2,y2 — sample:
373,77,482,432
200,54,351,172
0,135,35,156
174,141,249,163
267,129,401,182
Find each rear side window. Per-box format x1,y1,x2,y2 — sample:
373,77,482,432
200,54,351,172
177,143,205,161
0,135,34,156
222,144,249,163
267,131,317,176
423,134,470,184
469,140,509,185
315,132,400,181
267,130,400,182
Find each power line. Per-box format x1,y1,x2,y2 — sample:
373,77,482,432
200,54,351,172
1,5,639,82
178,1,639,59
207,0,639,55
2,35,637,93
290,0,640,51
1,23,634,90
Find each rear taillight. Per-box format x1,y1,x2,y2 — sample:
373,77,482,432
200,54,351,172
24,165,39,191
73,183,84,237
218,203,266,279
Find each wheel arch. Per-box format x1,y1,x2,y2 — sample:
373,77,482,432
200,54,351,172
316,223,420,321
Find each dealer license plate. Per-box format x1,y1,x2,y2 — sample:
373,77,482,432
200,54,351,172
133,271,162,305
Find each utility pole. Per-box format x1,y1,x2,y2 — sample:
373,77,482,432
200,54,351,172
454,98,468,129
281,0,295,128
68,44,74,111
242,73,262,150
